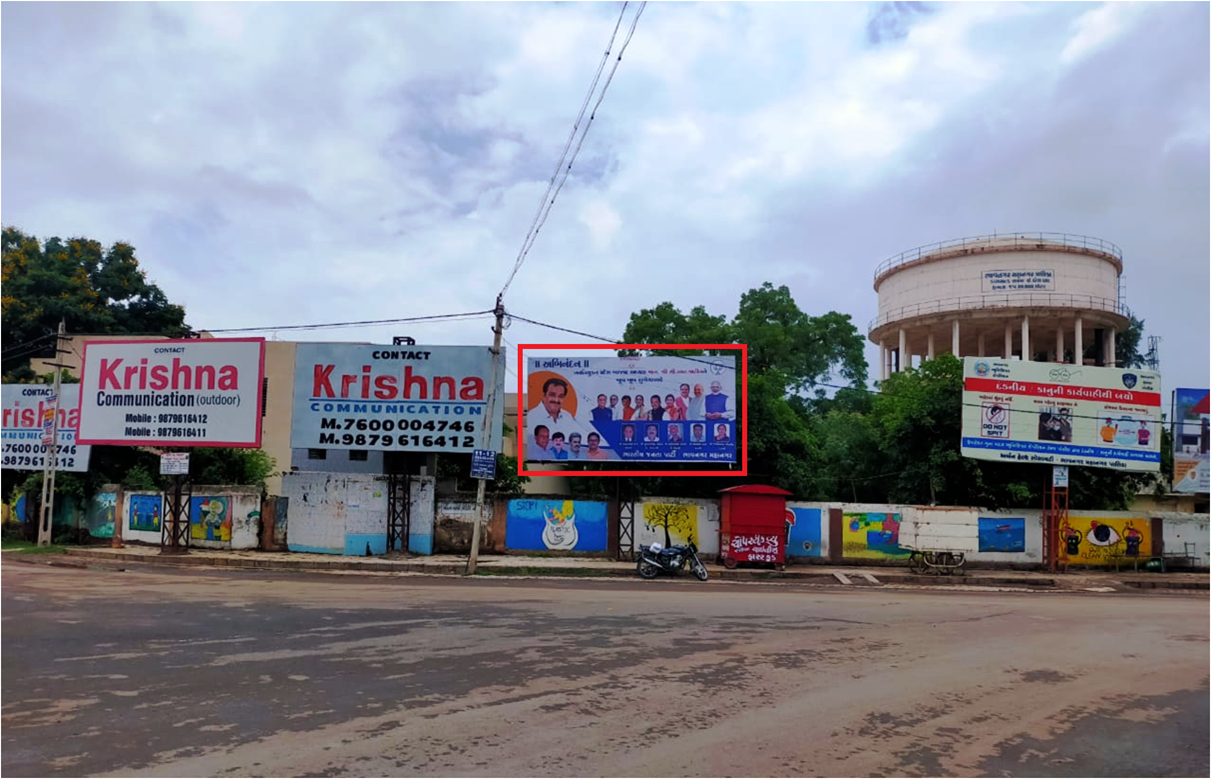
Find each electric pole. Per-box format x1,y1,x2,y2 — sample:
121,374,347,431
37,319,66,547
467,295,505,574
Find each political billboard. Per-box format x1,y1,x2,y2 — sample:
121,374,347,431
1172,388,1209,494
523,353,737,464
290,343,503,453
2,384,92,471
960,357,1162,473
77,338,265,447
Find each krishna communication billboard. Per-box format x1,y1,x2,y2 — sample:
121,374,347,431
1172,388,1209,494
522,351,738,465
960,357,1162,473
2,384,92,472
290,343,503,453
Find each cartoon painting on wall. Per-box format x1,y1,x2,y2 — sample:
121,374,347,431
190,496,232,542
128,494,162,532
1059,516,1150,564
642,503,698,548
978,518,1025,552
842,512,908,558
786,507,823,557
505,499,608,552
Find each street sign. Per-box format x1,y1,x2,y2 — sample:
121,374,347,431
470,449,496,480
160,452,191,476
1053,465,1069,488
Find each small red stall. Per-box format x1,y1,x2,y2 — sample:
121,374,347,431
717,484,793,569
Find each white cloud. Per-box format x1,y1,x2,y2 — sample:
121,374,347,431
1061,2,1146,65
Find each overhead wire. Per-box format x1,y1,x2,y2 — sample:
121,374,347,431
499,1,646,298
200,310,495,335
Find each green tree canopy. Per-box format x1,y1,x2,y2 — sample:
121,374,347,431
2,227,188,378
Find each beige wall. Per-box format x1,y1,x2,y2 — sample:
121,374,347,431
876,248,1120,321
260,341,297,496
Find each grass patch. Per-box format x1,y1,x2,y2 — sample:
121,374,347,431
0,538,65,554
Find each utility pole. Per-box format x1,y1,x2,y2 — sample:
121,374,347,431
37,320,66,547
468,295,506,575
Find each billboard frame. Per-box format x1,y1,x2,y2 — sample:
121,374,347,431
516,343,748,477
77,337,266,448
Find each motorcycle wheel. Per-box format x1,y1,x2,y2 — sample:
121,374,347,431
637,560,660,580
692,560,709,581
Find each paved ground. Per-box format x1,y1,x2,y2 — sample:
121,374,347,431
2,563,1207,778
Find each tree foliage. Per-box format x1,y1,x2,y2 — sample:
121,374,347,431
2,227,188,378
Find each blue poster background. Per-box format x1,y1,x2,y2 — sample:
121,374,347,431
504,499,608,552
786,506,822,557
978,517,1025,552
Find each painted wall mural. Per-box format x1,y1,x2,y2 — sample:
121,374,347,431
128,494,162,532
87,492,117,538
190,496,232,542
978,518,1026,552
642,503,699,548
505,499,608,552
786,507,822,557
842,512,908,558
1060,516,1150,564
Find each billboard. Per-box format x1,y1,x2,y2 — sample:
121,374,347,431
522,352,737,464
290,343,503,453
960,357,1161,472
78,338,265,447
2,384,92,472
1172,388,1209,494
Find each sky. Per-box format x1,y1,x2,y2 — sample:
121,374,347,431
2,1,1208,396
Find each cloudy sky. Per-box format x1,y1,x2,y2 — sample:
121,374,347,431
3,1,1208,394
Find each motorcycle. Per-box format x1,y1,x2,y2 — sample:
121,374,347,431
636,541,709,581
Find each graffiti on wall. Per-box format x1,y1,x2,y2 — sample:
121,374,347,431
842,512,908,558
642,503,698,548
505,499,607,552
786,507,822,557
88,492,117,538
190,496,232,542
978,518,1025,552
128,494,162,532
1060,516,1149,564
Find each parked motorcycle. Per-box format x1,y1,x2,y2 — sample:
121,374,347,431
636,541,709,581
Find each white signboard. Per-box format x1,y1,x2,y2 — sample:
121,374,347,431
1,384,92,471
77,338,265,448
160,452,191,475
961,357,1162,473
1052,465,1069,488
981,269,1056,292
290,343,503,453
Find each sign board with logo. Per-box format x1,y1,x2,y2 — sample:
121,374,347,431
470,449,497,480
290,343,503,453
961,357,1162,473
523,354,738,464
1052,465,1069,488
1,384,92,472
78,338,266,448
160,452,191,475
1172,388,1209,494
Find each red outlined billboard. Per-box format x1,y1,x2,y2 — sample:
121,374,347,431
78,338,266,448
517,343,747,477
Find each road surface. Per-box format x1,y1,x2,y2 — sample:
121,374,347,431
2,563,1207,777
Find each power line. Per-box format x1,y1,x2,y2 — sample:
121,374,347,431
2,331,58,356
508,314,620,343
499,1,646,298
201,310,495,335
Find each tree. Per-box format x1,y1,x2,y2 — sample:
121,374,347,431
642,502,696,548
2,227,187,378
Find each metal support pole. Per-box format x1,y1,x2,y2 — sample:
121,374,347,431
467,295,506,575
37,320,66,547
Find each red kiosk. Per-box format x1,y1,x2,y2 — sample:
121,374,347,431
718,485,793,569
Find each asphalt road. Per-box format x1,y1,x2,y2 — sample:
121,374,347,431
2,563,1207,778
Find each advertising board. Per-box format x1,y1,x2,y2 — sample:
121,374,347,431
1,384,92,471
522,352,737,464
77,338,265,447
290,343,503,453
1172,388,1209,494
960,357,1161,472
